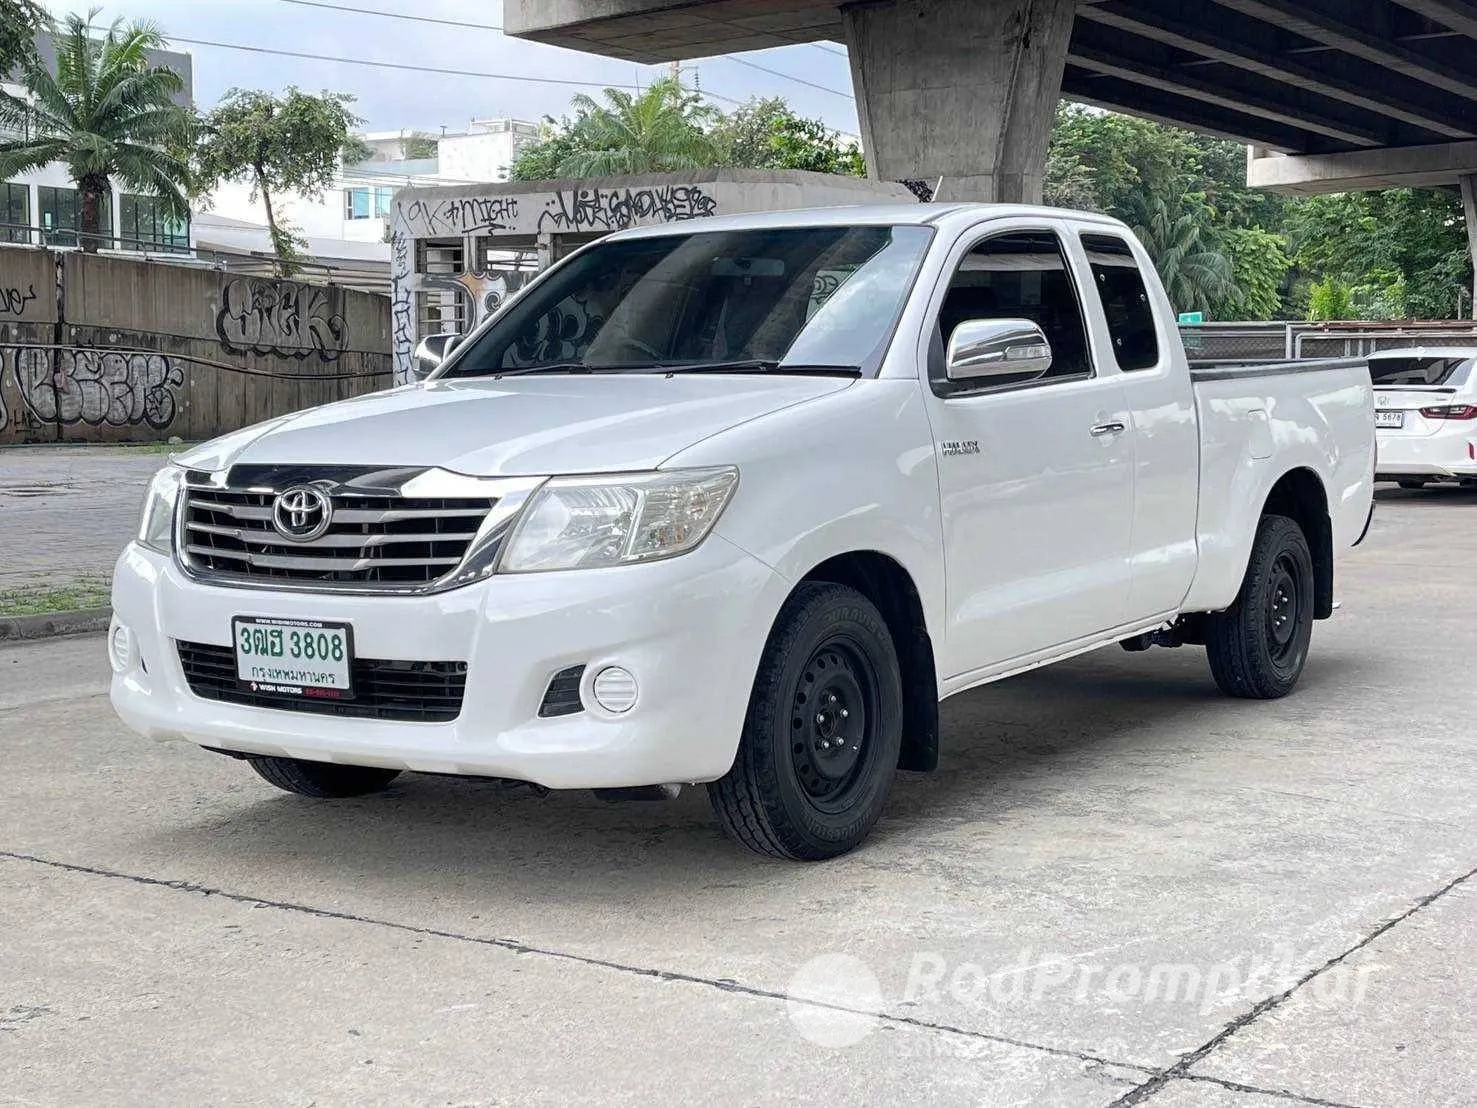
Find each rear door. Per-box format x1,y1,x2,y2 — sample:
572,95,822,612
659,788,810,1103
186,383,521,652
1075,229,1200,620
918,221,1134,677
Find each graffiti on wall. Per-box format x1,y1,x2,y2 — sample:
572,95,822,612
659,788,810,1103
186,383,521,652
1,283,37,317
389,222,415,384
424,266,535,327
6,348,183,429
404,195,520,238
215,277,348,362
536,185,717,233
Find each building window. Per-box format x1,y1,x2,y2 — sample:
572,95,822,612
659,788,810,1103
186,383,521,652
118,193,190,253
0,182,28,244
345,187,371,219
37,185,111,248
374,187,394,217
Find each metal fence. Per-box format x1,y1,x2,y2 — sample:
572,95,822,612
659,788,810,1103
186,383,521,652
1182,321,1477,365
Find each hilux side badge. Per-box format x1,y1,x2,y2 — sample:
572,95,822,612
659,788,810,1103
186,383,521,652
940,440,980,457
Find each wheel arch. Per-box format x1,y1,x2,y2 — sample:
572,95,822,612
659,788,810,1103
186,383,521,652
794,550,940,773
1262,467,1334,619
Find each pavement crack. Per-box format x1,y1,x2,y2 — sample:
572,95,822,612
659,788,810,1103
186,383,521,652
1107,862,1477,1107
1,849,1152,1075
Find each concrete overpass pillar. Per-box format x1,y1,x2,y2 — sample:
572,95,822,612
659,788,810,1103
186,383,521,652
842,0,1075,204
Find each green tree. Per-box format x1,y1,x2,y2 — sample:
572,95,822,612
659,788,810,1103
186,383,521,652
194,87,369,276
712,96,864,175
400,131,437,160
1307,277,1353,321
1215,226,1291,320
0,0,47,74
1284,189,1470,320
509,116,588,181
1128,193,1236,314
556,78,720,176
0,11,194,251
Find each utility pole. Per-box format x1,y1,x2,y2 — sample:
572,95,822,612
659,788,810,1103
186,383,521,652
669,59,682,86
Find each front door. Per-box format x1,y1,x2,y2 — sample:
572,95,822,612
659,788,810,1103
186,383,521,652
921,225,1135,678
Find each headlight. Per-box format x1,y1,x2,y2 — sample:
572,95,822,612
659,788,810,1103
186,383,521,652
499,467,738,573
137,465,184,553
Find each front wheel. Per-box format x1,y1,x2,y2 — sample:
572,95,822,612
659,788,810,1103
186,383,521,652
1204,514,1314,699
248,756,401,798
708,582,903,860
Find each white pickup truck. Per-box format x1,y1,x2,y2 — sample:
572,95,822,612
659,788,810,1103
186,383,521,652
110,204,1376,859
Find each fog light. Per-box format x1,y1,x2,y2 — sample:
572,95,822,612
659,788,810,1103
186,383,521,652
590,666,638,713
108,623,134,673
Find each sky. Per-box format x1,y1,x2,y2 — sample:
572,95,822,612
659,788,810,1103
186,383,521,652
38,0,862,138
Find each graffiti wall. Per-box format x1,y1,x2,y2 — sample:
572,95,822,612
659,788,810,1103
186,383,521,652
0,247,392,444
388,169,918,382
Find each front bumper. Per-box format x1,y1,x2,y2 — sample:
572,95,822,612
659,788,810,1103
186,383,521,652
109,537,786,788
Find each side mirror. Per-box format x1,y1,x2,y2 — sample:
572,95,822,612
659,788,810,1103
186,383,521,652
411,332,461,379
945,318,1053,386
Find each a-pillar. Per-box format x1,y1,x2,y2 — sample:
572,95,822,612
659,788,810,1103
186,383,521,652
842,0,1076,204
1462,173,1477,320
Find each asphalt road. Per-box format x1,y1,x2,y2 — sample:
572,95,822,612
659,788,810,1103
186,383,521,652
2,487,1474,1106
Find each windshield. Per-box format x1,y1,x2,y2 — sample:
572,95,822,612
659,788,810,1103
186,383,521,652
1369,356,1472,387
440,224,933,377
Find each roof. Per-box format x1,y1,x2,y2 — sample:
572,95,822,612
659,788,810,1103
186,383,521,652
604,202,1131,239
1367,346,1477,360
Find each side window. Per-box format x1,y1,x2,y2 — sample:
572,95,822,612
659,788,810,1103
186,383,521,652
1081,232,1160,371
932,229,1093,389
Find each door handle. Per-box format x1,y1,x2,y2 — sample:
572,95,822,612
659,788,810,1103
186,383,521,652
1089,421,1127,437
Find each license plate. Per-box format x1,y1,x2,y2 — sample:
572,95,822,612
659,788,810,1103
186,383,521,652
233,617,354,700
1375,410,1404,429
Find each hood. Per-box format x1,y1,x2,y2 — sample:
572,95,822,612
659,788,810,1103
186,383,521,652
177,374,853,476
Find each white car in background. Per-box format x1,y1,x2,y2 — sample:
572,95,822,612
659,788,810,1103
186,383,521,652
1370,348,1477,488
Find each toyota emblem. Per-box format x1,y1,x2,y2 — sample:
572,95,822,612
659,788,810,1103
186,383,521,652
271,485,333,542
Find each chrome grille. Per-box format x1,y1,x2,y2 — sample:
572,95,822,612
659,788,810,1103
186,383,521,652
176,466,538,594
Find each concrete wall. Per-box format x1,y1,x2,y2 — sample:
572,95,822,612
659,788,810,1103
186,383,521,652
0,247,392,445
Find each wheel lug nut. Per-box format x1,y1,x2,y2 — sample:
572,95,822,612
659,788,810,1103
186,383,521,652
815,712,825,725
839,708,849,719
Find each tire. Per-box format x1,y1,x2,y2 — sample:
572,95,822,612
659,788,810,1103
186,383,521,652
1397,479,1427,490
1204,514,1314,699
248,756,401,798
708,582,903,860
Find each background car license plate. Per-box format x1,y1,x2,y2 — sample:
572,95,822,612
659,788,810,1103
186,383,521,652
1375,410,1404,428
233,617,354,700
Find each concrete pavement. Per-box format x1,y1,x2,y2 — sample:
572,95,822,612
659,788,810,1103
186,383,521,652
0,446,164,590
2,487,1475,1106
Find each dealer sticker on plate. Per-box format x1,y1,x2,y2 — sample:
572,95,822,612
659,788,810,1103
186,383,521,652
233,616,354,700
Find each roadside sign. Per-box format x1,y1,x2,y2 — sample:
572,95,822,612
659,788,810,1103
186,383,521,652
1178,311,1205,325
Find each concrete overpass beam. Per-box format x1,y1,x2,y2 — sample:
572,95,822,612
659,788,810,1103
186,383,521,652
841,0,1075,203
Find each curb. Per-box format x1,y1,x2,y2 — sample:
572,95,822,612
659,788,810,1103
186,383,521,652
0,607,113,643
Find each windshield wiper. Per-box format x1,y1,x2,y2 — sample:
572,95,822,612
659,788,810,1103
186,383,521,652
659,360,862,377
492,362,603,377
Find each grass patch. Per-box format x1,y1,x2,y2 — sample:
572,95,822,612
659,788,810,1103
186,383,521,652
0,573,112,617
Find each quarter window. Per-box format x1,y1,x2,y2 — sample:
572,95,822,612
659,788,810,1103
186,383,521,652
933,229,1093,388
1081,232,1160,371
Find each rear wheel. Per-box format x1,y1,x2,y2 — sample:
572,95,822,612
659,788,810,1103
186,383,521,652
1397,478,1428,490
248,756,401,798
708,582,902,860
1205,514,1314,699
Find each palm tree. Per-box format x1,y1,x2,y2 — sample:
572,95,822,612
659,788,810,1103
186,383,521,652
557,78,721,177
0,12,194,251
1127,193,1236,315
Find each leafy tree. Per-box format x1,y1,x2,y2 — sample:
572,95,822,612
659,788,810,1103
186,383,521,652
1128,193,1236,314
0,0,47,75
400,131,437,160
1307,277,1353,321
1215,226,1290,320
194,87,369,276
0,11,194,251
556,78,720,176
509,116,588,181
1284,189,1470,320
712,96,864,175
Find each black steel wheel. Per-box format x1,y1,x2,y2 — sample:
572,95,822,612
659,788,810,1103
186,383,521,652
709,582,903,860
1205,514,1315,699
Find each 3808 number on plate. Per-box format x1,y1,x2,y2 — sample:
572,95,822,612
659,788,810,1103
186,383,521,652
233,616,354,700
